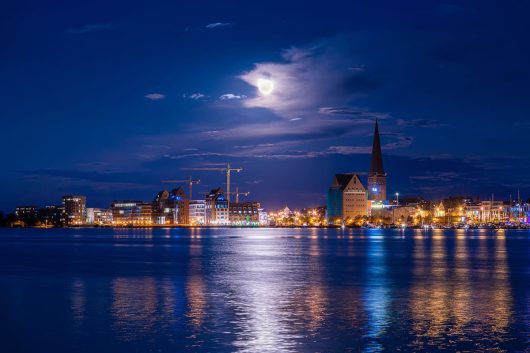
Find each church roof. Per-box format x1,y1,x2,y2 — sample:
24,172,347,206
369,120,385,175
330,173,365,191
333,174,354,190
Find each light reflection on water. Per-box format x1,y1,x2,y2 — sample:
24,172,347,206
0,227,529,352
111,276,178,341
363,232,390,353
71,277,86,328
409,231,514,351
219,234,304,352
186,235,206,329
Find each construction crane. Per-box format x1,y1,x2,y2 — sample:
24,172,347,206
161,176,200,199
231,186,250,204
200,187,250,203
184,162,242,202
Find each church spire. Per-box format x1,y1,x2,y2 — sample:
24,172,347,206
369,120,384,175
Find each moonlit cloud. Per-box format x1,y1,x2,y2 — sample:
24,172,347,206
318,107,389,120
205,22,231,29
239,36,380,120
327,145,371,154
66,23,113,34
183,93,207,100
144,93,165,100
381,135,413,150
113,36,420,185
219,93,247,100
183,22,232,32
20,169,155,192
195,118,371,142
347,65,366,72
410,172,465,182
397,118,445,128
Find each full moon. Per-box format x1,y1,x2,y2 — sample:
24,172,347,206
257,78,274,95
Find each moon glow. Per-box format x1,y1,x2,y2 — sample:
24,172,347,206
257,78,274,95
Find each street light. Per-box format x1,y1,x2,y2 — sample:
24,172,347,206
395,192,399,206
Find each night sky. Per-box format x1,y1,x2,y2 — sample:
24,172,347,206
2,0,530,211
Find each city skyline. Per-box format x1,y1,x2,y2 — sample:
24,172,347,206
2,0,530,211
7,122,530,228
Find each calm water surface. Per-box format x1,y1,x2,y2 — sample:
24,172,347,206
0,227,529,352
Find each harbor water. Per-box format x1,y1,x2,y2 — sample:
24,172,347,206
0,227,529,352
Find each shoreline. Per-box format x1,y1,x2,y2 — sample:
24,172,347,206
3,224,530,230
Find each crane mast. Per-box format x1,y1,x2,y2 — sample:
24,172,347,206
160,176,200,199
183,162,242,203
232,186,250,204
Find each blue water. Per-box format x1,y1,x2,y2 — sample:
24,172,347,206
0,227,529,352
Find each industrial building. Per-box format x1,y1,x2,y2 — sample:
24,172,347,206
327,174,367,223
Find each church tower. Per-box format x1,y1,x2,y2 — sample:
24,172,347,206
367,120,387,201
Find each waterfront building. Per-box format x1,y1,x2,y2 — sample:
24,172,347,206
86,208,113,225
511,202,530,223
15,205,38,218
62,195,86,225
111,201,152,226
268,206,294,226
387,206,418,224
229,201,260,225
434,202,446,218
465,203,482,223
327,174,367,224
464,201,507,223
258,208,269,226
281,206,293,217
152,188,189,225
367,120,387,203
14,205,38,226
189,200,206,225
37,206,64,226
205,188,229,225
446,206,465,224
480,201,508,222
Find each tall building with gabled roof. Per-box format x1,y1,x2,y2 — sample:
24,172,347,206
152,187,189,225
367,120,387,202
327,173,367,223
205,187,229,225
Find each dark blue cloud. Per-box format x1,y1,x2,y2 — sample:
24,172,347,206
66,23,112,34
